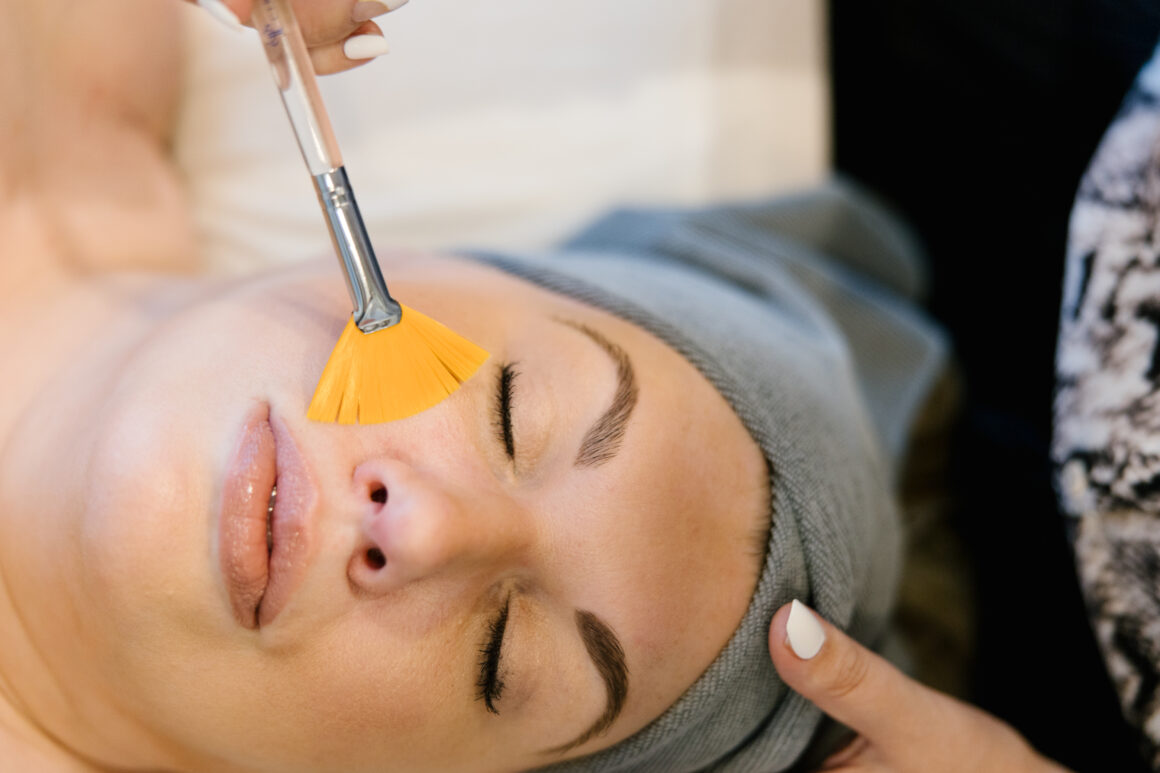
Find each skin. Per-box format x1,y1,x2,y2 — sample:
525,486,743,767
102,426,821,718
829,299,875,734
0,1,768,770
178,0,392,75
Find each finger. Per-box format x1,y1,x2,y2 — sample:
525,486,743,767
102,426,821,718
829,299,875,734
221,1,381,48
296,0,412,45
309,22,388,75
770,600,937,750
351,0,410,24
282,1,360,47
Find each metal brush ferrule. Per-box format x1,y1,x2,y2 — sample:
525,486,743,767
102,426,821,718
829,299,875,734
314,167,402,333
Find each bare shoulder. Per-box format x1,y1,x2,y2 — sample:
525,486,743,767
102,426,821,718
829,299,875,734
0,0,184,134
0,0,195,281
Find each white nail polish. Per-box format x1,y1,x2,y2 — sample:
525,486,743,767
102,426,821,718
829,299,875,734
786,599,825,660
384,0,410,11
197,0,244,31
344,35,390,60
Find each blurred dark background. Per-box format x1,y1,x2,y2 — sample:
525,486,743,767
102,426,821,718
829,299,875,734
830,1,1160,770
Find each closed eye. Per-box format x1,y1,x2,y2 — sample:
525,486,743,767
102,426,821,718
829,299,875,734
476,594,512,714
493,362,519,460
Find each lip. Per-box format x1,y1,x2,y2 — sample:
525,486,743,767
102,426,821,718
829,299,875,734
259,412,318,627
219,405,317,629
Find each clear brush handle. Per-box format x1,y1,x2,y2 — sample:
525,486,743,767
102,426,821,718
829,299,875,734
251,0,402,333
251,0,340,174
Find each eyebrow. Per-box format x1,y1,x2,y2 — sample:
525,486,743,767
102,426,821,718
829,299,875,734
556,321,639,468
546,610,630,755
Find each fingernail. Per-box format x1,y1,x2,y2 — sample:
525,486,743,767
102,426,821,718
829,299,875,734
197,0,245,31
786,599,825,660
344,34,390,60
352,1,389,22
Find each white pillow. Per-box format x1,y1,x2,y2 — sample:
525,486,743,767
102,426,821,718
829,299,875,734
174,0,829,273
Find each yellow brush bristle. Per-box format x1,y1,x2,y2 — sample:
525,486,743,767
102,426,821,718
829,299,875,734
307,304,490,424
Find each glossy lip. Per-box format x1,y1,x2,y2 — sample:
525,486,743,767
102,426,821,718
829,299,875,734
219,405,277,629
219,405,318,629
258,411,318,627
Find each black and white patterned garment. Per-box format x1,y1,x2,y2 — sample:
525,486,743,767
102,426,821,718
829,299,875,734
1054,40,1160,768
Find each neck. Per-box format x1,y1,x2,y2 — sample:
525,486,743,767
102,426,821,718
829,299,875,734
0,567,102,771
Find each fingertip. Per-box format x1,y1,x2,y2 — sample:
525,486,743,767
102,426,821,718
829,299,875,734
309,22,387,75
769,599,826,663
343,33,390,61
772,601,928,749
786,599,826,659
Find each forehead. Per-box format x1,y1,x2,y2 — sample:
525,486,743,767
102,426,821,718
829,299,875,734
519,292,768,747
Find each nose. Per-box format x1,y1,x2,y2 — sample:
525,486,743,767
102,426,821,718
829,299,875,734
347,457,530,595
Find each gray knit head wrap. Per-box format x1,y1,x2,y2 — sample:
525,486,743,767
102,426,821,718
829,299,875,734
469,182,946,773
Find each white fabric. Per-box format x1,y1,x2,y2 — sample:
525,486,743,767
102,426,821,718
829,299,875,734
174,0,830,273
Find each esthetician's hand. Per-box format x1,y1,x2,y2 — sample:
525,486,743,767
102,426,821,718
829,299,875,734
771,601,1073,773
189,0,405,73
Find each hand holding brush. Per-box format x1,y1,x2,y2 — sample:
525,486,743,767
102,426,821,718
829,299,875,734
248,0,490,424
194,0,402,74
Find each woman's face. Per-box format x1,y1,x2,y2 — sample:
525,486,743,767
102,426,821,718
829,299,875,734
0,254,768,772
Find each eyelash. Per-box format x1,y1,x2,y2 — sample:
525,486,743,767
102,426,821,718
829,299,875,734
493,362,518,460
477,367,517,714
476,596,512,714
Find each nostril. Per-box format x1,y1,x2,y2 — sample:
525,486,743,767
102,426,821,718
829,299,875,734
370,486,387,504
365,547,386,570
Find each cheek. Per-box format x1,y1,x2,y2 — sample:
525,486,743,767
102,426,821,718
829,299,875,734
80,394,210,619
79,587,477,768
232,617,481,766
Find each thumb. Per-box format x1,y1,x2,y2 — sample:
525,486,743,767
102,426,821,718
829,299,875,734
770,600,934,751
